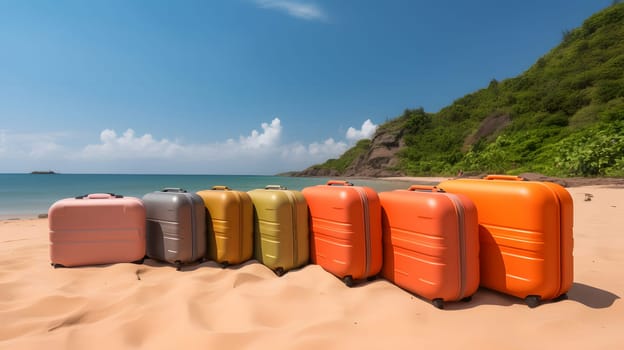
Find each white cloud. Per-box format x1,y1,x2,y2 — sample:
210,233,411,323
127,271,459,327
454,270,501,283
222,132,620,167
0,118,375,174
0,130,7,155
80,129,183,159
253,0,327,21
308,138,348,156
29,141,63,158
280,137,348,160
70,118,348,173
346,119,378,142
238,118,282,148
0,130,67,159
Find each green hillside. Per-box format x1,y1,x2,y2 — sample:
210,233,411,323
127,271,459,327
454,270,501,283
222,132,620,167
310,3,624,177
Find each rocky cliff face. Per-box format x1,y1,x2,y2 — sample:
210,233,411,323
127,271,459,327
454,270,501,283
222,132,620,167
296,127,405,177
343,128,405,177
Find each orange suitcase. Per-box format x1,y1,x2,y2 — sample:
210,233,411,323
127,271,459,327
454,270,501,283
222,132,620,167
48,193,146,267
379,186,479,309
439,175,573,307
302,180,382,286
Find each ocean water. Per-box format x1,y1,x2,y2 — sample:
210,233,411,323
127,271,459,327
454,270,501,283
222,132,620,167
0,174,417,219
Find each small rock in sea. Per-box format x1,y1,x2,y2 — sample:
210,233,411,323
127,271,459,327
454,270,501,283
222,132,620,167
38,213,49,219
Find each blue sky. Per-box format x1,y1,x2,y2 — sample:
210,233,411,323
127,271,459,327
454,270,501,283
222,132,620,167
0,0,613,174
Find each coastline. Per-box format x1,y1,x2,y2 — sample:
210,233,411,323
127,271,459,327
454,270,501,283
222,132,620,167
2,174,623,221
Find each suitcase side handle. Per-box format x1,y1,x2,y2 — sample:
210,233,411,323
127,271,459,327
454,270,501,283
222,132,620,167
162,188,187,193
211,186,231,191
408,185,442,192
76,193,124,199
265,185,287,190
484,175,526,181
327,180,354,186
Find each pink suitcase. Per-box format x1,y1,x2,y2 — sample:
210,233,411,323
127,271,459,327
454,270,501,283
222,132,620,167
48,193,146,267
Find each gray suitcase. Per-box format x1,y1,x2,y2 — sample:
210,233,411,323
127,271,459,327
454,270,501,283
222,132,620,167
143,188,206,269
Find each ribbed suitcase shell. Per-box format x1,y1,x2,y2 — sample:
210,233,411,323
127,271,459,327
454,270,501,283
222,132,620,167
248,185,309,275
379,186,479,308
439,175,573,307
48,193,146,267
143,188,206,267
302,180,382,286
196,186,253,266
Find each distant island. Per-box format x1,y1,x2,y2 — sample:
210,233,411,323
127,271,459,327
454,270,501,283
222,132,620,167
30,170,57,175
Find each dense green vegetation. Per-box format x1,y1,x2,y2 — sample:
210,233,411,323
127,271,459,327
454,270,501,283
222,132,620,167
310,3,624,177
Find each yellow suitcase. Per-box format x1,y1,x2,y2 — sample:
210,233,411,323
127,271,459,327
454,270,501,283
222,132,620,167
196,186,254,267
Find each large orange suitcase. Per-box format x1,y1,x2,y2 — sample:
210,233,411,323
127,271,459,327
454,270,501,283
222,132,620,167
302,180,382,286
196,186,253,267
379,185,479,309
48,193,146,267
439,175,573,307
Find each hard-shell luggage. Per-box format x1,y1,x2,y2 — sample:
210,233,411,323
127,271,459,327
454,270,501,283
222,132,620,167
379,185,479,308
48,193,146,267
302,180,382,286
247,185,309,276
196,186,253,267
438,175,573,307
143,188,206,269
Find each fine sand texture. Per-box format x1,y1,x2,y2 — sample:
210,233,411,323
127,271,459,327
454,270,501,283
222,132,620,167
1,185,623,349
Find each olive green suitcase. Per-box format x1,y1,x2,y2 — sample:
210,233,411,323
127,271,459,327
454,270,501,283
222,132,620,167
196,186,253,267
248,185,309,276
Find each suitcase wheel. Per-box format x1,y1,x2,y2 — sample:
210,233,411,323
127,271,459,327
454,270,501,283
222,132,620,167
131,257,145,265
432,298,444,309
366,275,377,282
525,295,541,308
175,261,182,271
51,263,65,269
555,293,569,302
342,275,354,288
274,267,285,277
220,261,229,269
461,296,472,303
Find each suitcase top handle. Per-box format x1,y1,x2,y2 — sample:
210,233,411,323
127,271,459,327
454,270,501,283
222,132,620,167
327,180,354,186
484,175,526,181
162,188,187,193
211,186,231,191
75,193,124,199
408,185,443,192
265,185,287,190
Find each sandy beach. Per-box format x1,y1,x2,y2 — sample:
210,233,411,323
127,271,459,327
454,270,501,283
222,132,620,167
1,184,623,349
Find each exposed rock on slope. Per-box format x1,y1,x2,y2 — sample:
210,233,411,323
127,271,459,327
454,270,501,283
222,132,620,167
342,129,405,177
296,127,405,177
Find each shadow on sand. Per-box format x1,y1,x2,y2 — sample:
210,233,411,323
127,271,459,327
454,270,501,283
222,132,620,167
443,282,620,310
566,282,620,309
